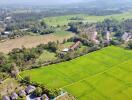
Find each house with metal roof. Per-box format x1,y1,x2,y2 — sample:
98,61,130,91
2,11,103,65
2,95,10,100
25,85,36,94
18,90,26,97
10,93,18,100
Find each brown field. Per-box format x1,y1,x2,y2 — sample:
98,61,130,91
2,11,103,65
0,33,74,54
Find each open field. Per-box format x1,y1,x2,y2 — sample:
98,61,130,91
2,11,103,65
21,46,132,100
44,11,132,26
0,32,74,54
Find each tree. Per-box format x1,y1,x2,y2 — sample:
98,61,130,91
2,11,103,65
10,63,19,77
23,76,31,84
49,89,60,98
40,21,48,28
33,87,43,97
0,53,13,73
46,42,58,52
127,40,132,49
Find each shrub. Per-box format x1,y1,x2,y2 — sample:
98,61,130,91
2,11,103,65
127,40,132,49
33,87,43,97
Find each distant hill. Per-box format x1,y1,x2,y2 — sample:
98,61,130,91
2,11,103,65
1,0,132,9
65,0,132,13
83,0,132,9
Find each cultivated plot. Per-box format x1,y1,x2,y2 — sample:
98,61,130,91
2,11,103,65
21,46,132,100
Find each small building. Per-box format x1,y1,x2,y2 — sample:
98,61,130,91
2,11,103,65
41,94,49,100
122,32,132,42
3,31,12,35
70,41,81,51
105,31,111,42
10,93,18,100
2,96,10,100
18,90,26,97
5,17,12,20
91,31,100,44
62,48,69,52
5,17,12,23
25,85,36,94
0,31,12,39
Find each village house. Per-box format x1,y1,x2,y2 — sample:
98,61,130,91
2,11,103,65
3,31,11,35
91,31,100,44
18,90,26,97
5,17,12,23
10,93,18,100
103,31,112,45
2,95,10,100
41,94,49,100
62,48,69,52
60,41,81,57
0,31,13,39
122,32,132,42
69,41,81,51
106,31,111,42
1,85,50,100
25,85,36,94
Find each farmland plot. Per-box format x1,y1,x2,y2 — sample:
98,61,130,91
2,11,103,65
21,46,132,100
0,32,74,54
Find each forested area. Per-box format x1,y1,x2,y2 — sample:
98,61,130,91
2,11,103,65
69,19,132,39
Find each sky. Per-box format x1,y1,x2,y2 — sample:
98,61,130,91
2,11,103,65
1,0,131,5
0,0,86,5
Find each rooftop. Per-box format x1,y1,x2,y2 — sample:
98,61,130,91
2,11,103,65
62,48,69,52
2,96,10,100
25,85,36,94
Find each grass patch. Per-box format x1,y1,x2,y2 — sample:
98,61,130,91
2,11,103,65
54,30,73,37
36,50,57,63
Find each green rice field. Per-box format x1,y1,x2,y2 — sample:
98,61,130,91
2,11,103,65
21,46,132,100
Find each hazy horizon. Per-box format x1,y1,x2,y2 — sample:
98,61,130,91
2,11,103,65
0,0,132,6
0,0,85,5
